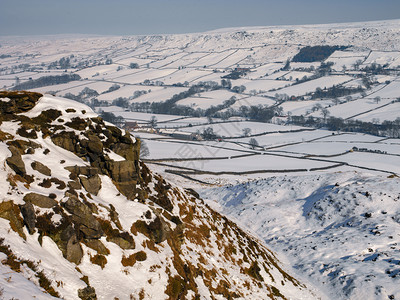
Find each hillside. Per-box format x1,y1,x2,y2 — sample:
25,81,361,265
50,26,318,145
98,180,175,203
0,91,318,299
202,172,400,299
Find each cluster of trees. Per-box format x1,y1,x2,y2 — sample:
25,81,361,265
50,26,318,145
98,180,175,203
200,127,219,140
292,45,348,62
233,105,281,122
64,87,99,105
289,115,400,138
129,63,139,69
13,74,81,90
222,70,247,80
48,55,74,69
102,84,120,94
310,85,364,99
133,90,149,99
361,63,390,75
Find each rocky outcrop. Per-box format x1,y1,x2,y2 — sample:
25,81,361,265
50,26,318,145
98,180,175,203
0,91,42,115
23,193,57,208
63,196,103,239
65,166,99,177
54,120,141,200
106,160,138,199
7,139,41,154
79,175,102,196
6,146,26,176
52,131,79,153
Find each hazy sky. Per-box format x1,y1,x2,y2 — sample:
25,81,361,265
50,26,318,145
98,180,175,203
1,0,399,36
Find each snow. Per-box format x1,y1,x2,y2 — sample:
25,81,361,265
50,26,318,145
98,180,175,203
236,78,290,92
176,89,244,109
129,86,188,103
0,262,58,299
3,18,400,300
226,95,276,109
153,69,213,85
144,139,245,160
201,171,400,299
182,121,305,137
167,153,336,173
366,80,400,99
244,63,284,79
262,75,353,97
96,85,163,101
363,51,400,68
357,102,400,122
98,106,184,122
280,99,332,115
22,95,96,119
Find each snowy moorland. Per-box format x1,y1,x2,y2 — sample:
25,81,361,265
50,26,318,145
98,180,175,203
1,19,400,300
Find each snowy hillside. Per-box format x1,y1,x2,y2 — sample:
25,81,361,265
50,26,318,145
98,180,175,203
202,172,400,300
0,91,318,299
1,19,400,125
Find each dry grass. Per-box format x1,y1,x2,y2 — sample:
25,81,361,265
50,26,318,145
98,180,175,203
90,254,107,269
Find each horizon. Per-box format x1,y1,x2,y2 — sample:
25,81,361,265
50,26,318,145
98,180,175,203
1,18,400,39
1,0,400,36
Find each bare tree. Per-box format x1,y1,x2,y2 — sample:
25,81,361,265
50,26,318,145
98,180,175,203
321,108,330,122
242,128,251,137
249,138,259,149
374,96,381,104
139,139,150,158
149,116,157,128
312,103,323,112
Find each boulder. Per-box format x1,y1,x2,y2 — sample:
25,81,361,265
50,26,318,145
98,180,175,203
31,161,51,176
23,193,57,208
6,146,26,176
78,286,97,300
107,236,135,250
87,135,103,154
80,175,102,196
66,235,84,264
7,140,41,153
20,202,36,234
83,239,109,255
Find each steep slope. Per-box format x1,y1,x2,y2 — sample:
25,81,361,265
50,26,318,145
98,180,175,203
0,91,317,299
202,172,400,299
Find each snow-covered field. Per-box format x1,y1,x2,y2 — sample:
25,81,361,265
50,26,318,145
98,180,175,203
2,19,400,299
2,19,400,125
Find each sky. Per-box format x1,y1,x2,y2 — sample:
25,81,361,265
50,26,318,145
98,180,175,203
1,0,399,36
